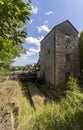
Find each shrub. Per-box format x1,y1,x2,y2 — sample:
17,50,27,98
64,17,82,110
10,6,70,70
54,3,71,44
28,76,83,130
66,75,80,92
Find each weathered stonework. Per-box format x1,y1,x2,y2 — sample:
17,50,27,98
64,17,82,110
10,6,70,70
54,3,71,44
40,20,80,86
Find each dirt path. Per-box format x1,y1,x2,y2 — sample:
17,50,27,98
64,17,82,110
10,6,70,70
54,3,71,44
28,82,45,111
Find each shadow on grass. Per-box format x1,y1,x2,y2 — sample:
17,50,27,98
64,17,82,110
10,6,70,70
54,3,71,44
19,75,66,110
36,81,66,103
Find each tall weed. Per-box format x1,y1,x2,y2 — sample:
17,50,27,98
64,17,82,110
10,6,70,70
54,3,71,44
28,76,83,130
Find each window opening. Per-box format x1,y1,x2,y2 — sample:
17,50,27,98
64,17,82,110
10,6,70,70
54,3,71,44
66,54,70,61
48,49,50,54
65,35,70,43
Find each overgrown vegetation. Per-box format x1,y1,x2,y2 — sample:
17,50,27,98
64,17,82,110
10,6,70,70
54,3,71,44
0,76,83,130
0,79,34,129
27,76,83,130
0,0,83,129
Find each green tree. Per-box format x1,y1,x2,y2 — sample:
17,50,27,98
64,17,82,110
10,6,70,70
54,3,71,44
0,0,31,70
79,31,83,76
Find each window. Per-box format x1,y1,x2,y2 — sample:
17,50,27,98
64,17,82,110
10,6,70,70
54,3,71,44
66,54,70,61
66,72,71,81
43,70,45,78
65,35,70,43
48,49,50,54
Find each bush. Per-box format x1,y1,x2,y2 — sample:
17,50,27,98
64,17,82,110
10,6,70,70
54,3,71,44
0,68,9,81
28,76,83,130
66,75,80,92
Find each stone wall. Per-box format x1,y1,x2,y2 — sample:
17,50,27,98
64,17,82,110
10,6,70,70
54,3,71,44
40,29,55,85
55,21,80,85
40,20,80,86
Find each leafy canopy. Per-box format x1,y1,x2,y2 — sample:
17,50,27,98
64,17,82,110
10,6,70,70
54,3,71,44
0,0,31,69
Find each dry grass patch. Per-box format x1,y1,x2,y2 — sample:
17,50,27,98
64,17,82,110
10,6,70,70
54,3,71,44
0,79,34,130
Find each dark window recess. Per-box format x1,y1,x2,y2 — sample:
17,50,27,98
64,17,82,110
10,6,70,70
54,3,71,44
66,54,70,61
48,49,50,54
49,80,50,84
64,65,66,68
65,35,70,43
43,70,45,78
66,72,71,81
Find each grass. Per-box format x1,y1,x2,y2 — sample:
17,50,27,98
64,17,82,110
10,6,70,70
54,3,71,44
27,76,83,130
0,76,83,130
0,80,21,106
17,96,34,130
0,79,34,130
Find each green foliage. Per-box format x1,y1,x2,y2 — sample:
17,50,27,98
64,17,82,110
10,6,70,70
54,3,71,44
0,0,31,69
0,67,9,81
66,75,80,92
10,66,19,71
17,96,34,130
28,76,83,130
79,31,83,75
0,77,83,130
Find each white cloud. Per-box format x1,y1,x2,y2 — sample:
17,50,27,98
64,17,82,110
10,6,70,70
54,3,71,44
29,19,34,24
25,36,44,46
12,47,39,66
26,47,40,56
12,54,29,66
31,5,38,14
37,25,50,33
13,36,44,66
17,47,39,59
45,11,54,15
28,48,40,54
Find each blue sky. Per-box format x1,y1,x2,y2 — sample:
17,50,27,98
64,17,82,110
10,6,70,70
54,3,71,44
13,0,83,66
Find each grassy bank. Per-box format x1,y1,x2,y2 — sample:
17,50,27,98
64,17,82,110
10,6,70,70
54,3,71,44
0,76,83,130
0,79,34,130
28,76,83,130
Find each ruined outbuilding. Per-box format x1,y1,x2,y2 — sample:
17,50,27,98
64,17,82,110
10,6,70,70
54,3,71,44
40,20,80,86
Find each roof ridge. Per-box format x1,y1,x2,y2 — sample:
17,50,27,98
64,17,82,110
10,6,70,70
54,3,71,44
41,20,78,43
55,20,78,33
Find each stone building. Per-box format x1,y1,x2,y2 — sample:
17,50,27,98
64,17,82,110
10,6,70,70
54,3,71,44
40,20,80,86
